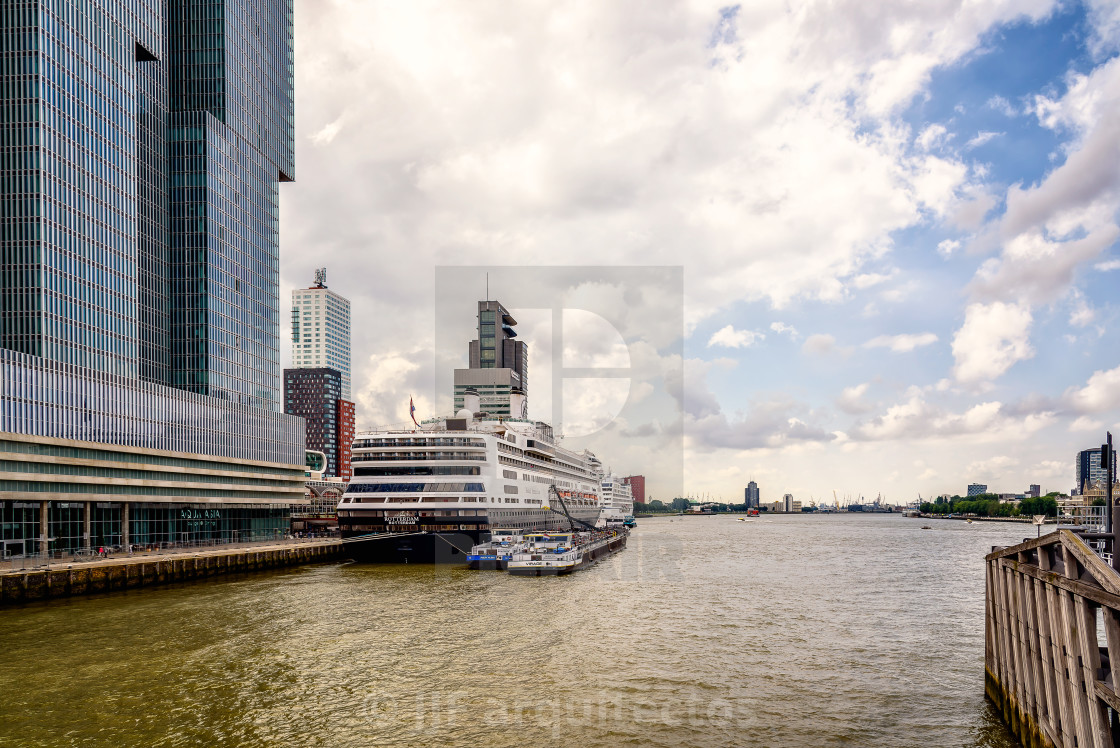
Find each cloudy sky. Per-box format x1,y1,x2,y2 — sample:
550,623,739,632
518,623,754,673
280,0,1120,505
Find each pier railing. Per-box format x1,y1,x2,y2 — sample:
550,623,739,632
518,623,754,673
986,529,1120,748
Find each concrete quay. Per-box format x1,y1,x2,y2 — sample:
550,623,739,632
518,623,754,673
0,539,344,607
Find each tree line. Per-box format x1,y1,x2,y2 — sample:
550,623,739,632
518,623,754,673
918,493,1060,518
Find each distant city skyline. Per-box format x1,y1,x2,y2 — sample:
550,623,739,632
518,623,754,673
280,1,1120,502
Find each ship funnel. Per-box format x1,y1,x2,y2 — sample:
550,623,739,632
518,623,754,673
509,388,527,419
462,388,481,415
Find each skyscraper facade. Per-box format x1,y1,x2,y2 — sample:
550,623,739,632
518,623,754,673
0,0,305,556
290,269,352,401
745,481,759,508
453,300,528,418
1077,448,1117,495
283,367,355,480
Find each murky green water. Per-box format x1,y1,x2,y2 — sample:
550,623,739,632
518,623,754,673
0,514,1031,747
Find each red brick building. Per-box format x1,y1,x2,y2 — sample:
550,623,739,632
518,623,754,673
623,475,646,503
337,399,355,480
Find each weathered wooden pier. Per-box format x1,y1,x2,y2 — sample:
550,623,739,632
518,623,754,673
986,528,1120,747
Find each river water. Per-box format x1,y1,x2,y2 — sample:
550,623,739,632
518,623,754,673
0,514,1035,747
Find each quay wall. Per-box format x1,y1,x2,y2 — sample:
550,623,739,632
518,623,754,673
0,542,343,607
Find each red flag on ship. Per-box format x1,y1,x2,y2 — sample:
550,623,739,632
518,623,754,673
410,396,419,427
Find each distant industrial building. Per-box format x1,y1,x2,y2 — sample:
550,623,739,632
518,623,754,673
1026,484,1041,498
968,483,988,497
745,481,760,508
623,475,646,503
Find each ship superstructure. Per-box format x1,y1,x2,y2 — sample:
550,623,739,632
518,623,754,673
337,406,603,562
600,472,634,526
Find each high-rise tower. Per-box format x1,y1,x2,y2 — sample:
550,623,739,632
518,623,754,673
0,0,305,555
453,300,529,418
290,269,352,401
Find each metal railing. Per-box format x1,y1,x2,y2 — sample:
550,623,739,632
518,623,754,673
1,533,341,573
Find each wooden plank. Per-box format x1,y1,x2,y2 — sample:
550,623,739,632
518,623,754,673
1032,576,1063,742
1023,573,1050,731
1074,597,1113,747
1039,544,1053,572
1058,586,1095,748
987,531,1065,562
1065,532,1120,597
1015,569,1040,721
1045,581,1078,745
1006,560,1120,618
990,559,1008,676
1104,609,1120,701
1002,564,1026,708
1094,681,1120,714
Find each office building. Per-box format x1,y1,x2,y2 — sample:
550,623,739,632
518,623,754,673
623,475,646,504
284,368,355,480
0,0,305,557
290,269,352,401
1077,447,1117,495
745,481,760,508
968,483,988,497
1027,484,1041,498
453,300,528,418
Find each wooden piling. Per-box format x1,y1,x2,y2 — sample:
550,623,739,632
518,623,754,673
986,529,1120,748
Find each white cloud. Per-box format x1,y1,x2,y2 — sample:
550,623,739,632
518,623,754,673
1070,416,1104,432
916,123,949,151
937,239,961,257
1069,294,1096,327
966,455,1018,478
851,271,897,289
708,325,764,349
966,130,1004,148
769,322,799,339
837,382,873,414
851,396,1051,442
970,227,1120,303
1095,259,1120,271
802,334,837,356
864,332,939,352
310,112,348,146
1065,365,1120,413
987,95,1017,116
951,302,1034,383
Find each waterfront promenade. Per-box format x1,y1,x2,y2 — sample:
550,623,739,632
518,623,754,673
0,538,343,607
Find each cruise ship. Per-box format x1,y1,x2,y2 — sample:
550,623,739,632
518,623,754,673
337,392,604,563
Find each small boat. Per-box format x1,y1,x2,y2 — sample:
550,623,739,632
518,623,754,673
921,526,932,530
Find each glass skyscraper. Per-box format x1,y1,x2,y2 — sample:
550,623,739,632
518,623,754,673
0,0,305,556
